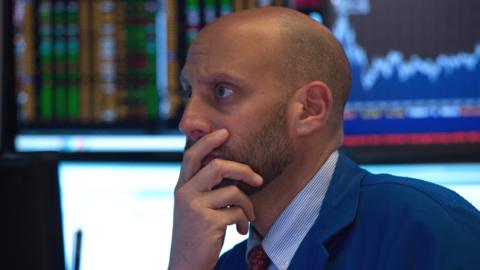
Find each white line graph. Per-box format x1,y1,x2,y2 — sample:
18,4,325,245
330,0,480,90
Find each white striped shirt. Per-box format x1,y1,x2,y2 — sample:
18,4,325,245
246,150,339,270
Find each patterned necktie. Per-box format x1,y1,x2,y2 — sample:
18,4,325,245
248,244,270,270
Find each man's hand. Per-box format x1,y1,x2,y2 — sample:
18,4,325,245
168,129,263,270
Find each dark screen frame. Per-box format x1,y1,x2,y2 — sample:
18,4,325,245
0,1,5,153
342,144,480,164
1,0,16,154
0,153,65,270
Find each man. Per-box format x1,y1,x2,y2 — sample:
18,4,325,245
169,7,480,270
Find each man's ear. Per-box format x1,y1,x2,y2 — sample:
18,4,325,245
293,81,333,136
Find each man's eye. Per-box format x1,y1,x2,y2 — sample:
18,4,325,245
215,85,233,99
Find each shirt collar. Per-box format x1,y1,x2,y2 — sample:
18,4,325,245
245,150,339,270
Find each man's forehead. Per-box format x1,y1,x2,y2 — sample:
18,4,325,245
182,41,217,81
194,18,279,50
185,25,278,70
185,41,210,65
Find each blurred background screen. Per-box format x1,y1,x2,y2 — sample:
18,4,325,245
58,160,480,270
2,1,479,270
9,0,479,158
59,161,247,270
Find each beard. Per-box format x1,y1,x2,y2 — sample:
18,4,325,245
185,101,294,196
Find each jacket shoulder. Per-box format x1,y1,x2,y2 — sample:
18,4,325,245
215,240,247,270
355,172,480,254
361,172,479,215
324,172,480,269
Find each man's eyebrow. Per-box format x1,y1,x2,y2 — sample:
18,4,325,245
180,71,248,89
205,72,253,92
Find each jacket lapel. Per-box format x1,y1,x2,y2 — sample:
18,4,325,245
288,152,366,269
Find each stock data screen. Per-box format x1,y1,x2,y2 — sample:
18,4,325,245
14,0,182,127
13,0,311,152
332,0,480,146
11,0,480,152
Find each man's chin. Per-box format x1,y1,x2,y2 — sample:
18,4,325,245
212,178,261,196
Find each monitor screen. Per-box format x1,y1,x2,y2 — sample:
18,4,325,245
12,1,330,153
10,0,480,161
331,0,480,147
58,161,247,270
58,160,480,270
12,0,185,152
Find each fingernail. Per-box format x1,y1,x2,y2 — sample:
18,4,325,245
216,129,228,138
256,174,263,185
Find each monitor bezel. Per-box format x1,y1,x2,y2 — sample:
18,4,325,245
1,0,16,153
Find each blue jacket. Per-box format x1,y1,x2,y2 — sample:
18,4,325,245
216,152,480,269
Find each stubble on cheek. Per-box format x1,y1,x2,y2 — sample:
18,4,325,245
183,99,293,196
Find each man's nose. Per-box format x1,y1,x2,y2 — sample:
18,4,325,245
178,98,212,141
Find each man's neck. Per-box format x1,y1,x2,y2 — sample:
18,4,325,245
249,147,336,236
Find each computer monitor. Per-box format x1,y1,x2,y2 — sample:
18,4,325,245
7,0,480,161
11,1,330,154
329,0,480,162
58,161,247,270
11,0,183,153
58,159,480,270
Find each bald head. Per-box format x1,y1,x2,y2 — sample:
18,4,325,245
276,9,352,114
197,7,351,114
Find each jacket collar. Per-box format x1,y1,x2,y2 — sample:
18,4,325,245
289,151,366,269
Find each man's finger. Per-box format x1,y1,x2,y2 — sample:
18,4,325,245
215,207,250,235
178,129,229,188
189,159,263,192
201,185,256,221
